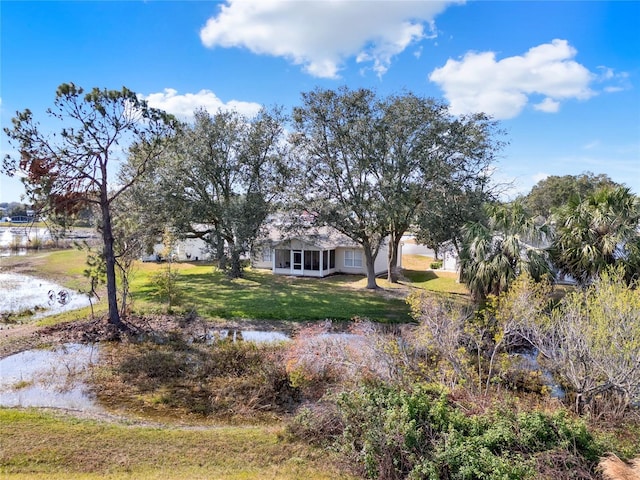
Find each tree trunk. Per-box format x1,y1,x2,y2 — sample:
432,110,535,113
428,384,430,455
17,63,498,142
386,231,403,283
100,197,124,329
363,245,379,289
214,230,226,271
229,246,242,279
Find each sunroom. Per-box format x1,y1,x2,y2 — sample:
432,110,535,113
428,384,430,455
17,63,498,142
271,238,337,277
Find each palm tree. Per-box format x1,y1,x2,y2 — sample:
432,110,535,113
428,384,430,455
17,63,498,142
550,186,640,285
460,201,551,302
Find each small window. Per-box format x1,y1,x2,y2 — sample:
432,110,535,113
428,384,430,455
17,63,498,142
330,249,335,269
262,248,272,262
344,249,363,268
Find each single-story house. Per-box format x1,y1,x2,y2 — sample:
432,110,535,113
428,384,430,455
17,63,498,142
252,225,401,278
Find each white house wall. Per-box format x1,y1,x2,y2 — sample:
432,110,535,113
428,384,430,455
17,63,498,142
142,237,210,262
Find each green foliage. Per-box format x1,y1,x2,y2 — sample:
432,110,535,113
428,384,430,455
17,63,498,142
460,200,551,302
550,186,640,285
408,291,480,389
429,261,443,269
150,267,182,310
540,266,640,415
328,384,601,479
149,228,183,311
522,172,618,218
76,241,106,316
483,266,640,417
128,107,288,279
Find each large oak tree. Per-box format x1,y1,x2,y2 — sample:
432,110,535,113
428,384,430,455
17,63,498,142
290,87,502,287
128,107,289,278
291,87,388,289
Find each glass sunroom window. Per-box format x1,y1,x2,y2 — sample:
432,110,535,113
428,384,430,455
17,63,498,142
275,249,290,268
304,250,320,270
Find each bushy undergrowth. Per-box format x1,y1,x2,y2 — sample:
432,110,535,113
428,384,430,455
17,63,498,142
289,383,602,480
93,337,300,420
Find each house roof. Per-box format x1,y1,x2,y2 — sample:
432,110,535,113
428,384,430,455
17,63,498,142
260,223,360,250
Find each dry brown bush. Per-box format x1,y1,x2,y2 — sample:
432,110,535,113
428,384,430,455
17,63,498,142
599,454,640,480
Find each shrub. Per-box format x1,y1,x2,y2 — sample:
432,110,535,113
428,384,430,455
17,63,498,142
497,267,640,416
311,383,604,480
284,321,410,399
430,261,442,269
150,266,182,310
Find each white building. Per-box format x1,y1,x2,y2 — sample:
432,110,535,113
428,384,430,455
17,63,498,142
252,225,401,278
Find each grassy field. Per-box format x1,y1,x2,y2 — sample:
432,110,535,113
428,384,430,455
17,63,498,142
129,261,412,322
1,249,469,325
0,409,355,480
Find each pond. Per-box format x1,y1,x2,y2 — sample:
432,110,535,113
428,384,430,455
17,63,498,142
0,226,51,256
0,226,98,257
0,272,92,319
0,343,102,412
512,349,565,399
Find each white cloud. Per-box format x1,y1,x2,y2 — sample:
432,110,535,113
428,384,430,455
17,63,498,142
596,66,630,93
534,97,560,113
200,0,460,78
142,88,262,119
429,39,596,119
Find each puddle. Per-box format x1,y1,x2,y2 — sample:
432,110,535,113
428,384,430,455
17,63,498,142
193,329,291,344
0,343,102,411
512,349,565,399
193,329,362,344
0,272,91,318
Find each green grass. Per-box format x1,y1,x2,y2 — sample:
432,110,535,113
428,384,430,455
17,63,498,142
402,254,470,296
0,249,90,291
130,261,411,323
3,250,473,325
402,269,469,295
0,408,355,480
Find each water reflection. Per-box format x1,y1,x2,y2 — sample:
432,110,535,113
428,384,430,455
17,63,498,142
0,343,102,411
512,349,565,399
0,272,91,318
193,329,291,344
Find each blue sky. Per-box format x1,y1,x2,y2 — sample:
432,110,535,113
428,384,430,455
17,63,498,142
1,0,639,203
